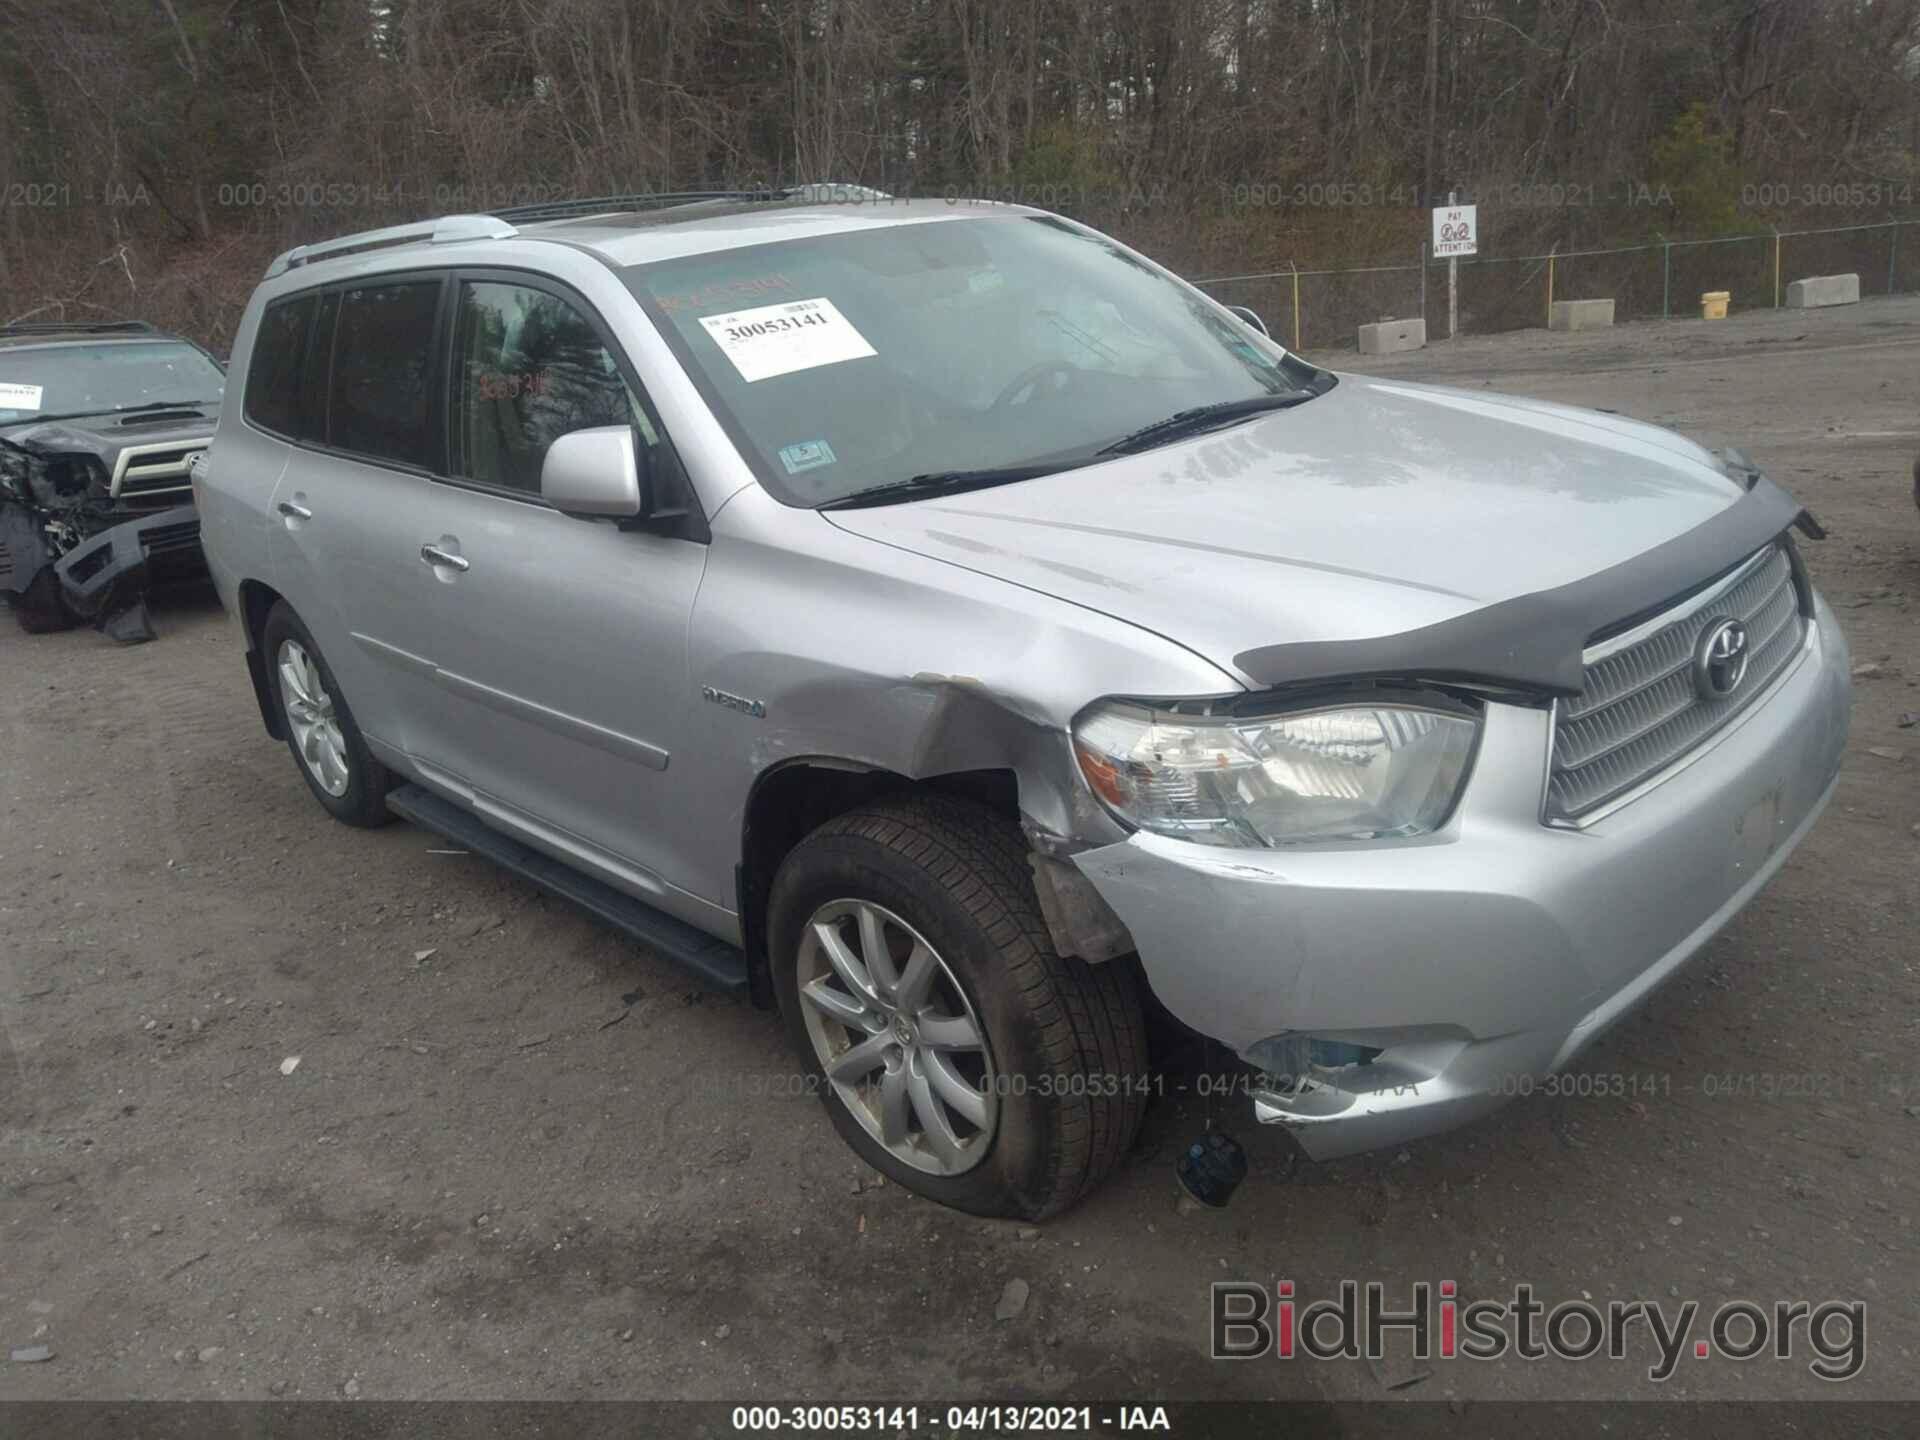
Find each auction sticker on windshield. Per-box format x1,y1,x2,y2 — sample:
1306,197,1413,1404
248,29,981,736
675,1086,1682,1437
698,297,876,382
0,382,44,411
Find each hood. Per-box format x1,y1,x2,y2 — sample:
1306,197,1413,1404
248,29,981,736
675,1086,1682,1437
0,405,219,470
824,375,1749,685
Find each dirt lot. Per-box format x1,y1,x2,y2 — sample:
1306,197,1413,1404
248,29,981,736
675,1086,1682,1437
3,296,1917,1415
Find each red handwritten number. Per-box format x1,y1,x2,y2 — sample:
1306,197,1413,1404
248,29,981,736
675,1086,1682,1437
475,370,550,402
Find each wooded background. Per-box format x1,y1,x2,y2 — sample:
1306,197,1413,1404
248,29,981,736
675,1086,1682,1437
3,0,1917,347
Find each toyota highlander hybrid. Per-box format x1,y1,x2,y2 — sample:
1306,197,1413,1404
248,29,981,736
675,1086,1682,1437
196,196,1849,1218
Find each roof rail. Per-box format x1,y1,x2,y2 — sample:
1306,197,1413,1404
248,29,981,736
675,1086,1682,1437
487,190,787,224
0,320,159,337
489,182,891,225
263,214,520,279
258,185,896,279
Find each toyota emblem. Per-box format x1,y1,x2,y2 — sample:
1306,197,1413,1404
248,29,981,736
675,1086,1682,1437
1693,618,1750,699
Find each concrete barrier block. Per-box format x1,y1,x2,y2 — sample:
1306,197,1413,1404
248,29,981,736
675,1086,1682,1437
1785,273,1859,309
1357,317,1426,354
1549,298,1615,331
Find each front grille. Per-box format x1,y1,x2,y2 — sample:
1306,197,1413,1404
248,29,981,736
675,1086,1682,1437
1546,544,1805,823
143,520,201,557
112,441,209,503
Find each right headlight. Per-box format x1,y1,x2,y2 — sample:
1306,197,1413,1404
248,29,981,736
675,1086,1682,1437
1072,696,1479,848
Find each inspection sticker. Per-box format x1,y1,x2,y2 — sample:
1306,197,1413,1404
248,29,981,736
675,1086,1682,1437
0,382,44,411
778,439,837,474
698,297,876,383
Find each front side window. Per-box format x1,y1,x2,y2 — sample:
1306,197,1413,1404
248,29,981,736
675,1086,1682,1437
327,280,440,468
626,214,1324,507
243,295,315,437
450,280,645,494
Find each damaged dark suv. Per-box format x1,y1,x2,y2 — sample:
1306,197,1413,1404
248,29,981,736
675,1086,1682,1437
0,320,223,640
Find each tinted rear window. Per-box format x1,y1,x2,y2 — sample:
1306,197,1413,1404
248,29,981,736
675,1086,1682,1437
243,295,315,437
327,280,441,467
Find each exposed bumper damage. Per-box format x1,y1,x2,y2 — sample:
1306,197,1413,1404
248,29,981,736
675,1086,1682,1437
55,504,203,643
1027,849,1135,963
0,423,208,643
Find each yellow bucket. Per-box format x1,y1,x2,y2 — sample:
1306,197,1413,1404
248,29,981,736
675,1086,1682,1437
1701,291,1730,320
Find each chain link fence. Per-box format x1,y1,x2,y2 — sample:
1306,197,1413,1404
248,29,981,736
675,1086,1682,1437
1195,219,1916,352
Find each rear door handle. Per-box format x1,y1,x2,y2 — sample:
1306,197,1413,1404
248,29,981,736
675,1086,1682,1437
419,543,470,572
277,500,313,520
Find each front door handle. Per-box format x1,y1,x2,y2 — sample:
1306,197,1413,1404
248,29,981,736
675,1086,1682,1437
277,500,313,520
419,542,470,573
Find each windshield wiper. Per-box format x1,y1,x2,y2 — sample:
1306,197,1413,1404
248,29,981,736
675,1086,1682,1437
1096,390,1318,457
0,399,220,429
817,383,1327,508
819,458,1092,511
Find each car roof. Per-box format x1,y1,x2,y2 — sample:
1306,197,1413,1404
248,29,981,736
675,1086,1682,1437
263,194,1039,284
519,196,1026,266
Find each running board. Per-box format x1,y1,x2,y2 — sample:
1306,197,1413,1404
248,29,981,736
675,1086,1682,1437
384,783,749,995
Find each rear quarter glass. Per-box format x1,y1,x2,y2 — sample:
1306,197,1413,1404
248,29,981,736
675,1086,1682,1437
244,295,317,436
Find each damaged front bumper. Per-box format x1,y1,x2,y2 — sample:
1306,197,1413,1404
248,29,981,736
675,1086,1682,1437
54,503,203,642
1072,599,1850,1162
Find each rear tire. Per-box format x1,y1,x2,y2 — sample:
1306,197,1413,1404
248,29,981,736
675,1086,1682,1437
769,793,1149,1219
261,601,394,827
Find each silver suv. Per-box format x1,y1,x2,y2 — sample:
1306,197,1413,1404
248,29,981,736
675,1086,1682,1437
198,196,1850,1218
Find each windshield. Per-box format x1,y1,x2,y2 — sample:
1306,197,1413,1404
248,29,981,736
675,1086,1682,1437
626,215,1324,507
0,341,225,425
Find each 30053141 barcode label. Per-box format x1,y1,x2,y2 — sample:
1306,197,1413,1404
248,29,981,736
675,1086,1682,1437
697,296,877,382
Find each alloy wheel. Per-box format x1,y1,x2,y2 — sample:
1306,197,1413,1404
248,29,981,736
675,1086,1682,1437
277,638,350,798
795,898,997,1175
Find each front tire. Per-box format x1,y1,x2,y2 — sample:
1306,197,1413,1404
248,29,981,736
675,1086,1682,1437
261,601,393,827
769,794,1149,1219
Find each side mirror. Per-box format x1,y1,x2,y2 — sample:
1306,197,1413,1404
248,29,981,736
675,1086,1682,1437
542,425,642,520
1226,304,1270,338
